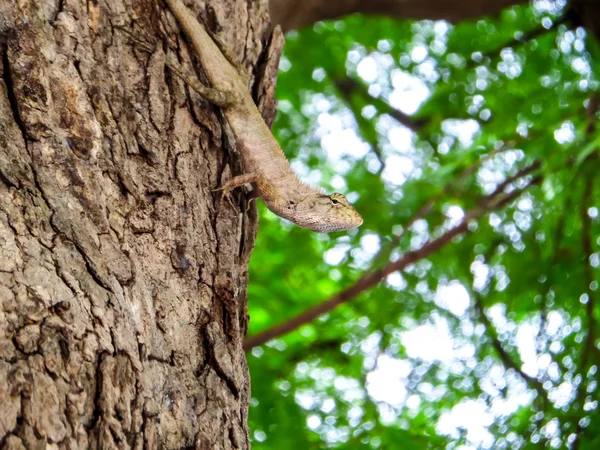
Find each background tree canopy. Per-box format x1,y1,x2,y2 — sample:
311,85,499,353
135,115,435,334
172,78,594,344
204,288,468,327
245,1,599,448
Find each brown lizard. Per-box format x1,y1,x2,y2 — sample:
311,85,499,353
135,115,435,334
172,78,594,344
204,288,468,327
163,0,363,232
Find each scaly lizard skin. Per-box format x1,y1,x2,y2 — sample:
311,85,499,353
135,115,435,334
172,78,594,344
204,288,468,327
164,0,363,232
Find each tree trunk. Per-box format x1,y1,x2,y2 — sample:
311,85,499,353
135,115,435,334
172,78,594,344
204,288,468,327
0,0,279,448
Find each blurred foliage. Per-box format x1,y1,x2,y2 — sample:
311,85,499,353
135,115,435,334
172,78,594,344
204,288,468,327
246,1,600,449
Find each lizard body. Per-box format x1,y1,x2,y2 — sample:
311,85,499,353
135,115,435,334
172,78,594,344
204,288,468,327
164,0,363,232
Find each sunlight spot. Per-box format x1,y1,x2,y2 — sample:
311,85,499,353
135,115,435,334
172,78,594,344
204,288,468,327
387,272,407,290
361,332,382,357
546,310,565,336
324,244,351,266
435,281,471,316
362,104,377,119
307,414,321,430
488,304,507,330
389,70,430,114
358,316,370,328
254,430,267,442
312,67,326,82
403,321,454,362
541,17,553,29
388,125,414,152
534,0,568,14
480,109,492,121
549,381,575,408
445,204,465,226
411,44,428,63
367,355,412,407
571,57,590,75
416,59,439,83
498,48,523,79
378,39,392,52
541,418,560,440
369,83,382,97
322,128,370,160
330,175,347,191
517,323,539,377
352,234,381,265
471,260,491,291
357,56,378,83
334,376,365,402
553,121,575,144
348,405,364,426
296,390,317,410
279,56,291,72
442,119,480,147
406,394,421,410
437,400,495,447
434,21,450,35
314,95,333,114
347,49,361,64
382,155,414,185
518,197,533,211
321,398,336,413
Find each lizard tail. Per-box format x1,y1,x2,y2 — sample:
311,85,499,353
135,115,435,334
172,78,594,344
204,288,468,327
163,0,240,89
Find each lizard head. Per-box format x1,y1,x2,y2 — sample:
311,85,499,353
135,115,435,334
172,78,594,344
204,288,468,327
292,193,363,232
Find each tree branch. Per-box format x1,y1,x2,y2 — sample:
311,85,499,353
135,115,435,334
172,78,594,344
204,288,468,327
370,144,519,271
572,177,599,450
244,169,541,350
270,0,529,32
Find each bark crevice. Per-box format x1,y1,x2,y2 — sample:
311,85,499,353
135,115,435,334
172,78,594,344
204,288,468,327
1,41,28,148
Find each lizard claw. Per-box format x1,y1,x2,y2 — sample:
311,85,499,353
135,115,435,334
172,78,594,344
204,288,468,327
213,187,237,210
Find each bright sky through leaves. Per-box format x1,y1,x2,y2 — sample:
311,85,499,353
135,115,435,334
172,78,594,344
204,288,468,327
247,0,600,448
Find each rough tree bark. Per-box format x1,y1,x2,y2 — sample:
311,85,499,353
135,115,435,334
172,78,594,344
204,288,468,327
0,0,280,448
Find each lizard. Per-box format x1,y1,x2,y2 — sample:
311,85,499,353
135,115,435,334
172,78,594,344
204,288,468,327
162,0,363,232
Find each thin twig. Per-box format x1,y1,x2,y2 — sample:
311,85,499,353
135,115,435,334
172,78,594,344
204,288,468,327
369,144,517,271
466,16,568,72
334,77,426,132
473,292,547,395
479,160,541,207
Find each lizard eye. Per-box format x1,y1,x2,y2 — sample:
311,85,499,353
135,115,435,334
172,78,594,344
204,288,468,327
330,193,346,206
